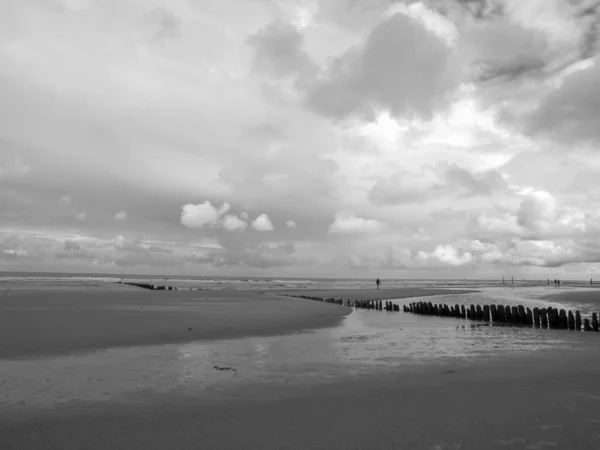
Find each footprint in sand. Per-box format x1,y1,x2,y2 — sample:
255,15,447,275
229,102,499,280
526,442,558,449
430,444,462,450
539,425,563,430
493,437,524,445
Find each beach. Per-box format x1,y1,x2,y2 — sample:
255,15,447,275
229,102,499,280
2,278,600,449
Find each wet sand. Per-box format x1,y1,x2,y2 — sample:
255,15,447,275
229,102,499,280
3,284,600,449
0,286,351,359
543,288,600,305
0,286,478,359
3,345,600,449
277,286,480,302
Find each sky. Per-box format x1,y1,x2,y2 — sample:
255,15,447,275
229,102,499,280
1,0,600,279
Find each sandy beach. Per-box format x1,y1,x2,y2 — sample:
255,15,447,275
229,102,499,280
0,285,352,359
2,281,600,449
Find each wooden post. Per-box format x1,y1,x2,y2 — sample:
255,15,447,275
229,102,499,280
476,305,483,320
511,306,519,324
460,305,466,318
469,305,476,320
541,308,548,328
575,311,582,331
547,308,555,328
533,307,540,327
503,305,511,323
593,313,599,332
568,311,575,330
491,305,497,322
559,309,568,329
518,305,526,325
526,308,533,326
483,305,490,322
443,304,451,316
584,318,591,331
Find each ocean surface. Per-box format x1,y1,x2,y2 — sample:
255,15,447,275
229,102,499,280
1,272,599,411
0,271,595,290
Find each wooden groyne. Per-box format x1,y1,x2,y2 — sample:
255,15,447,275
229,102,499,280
284,295,400,311
119,282,178,291
403,300,600,332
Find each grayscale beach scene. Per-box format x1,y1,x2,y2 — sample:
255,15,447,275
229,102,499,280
2,0,600,448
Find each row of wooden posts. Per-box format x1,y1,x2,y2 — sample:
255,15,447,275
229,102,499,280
404,300,600,332
286,296,401,311
120,282,178,291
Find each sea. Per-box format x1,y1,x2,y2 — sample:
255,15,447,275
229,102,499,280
0,271,594,291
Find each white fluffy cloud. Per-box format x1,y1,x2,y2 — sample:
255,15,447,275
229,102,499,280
180,202,230,229
114,210,127,220
58,195,72,206
329,213,382,235
222,214,248,232
251,214,274,231
286,220,297,229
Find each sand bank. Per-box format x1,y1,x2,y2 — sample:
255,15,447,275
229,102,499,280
0,287,350,359
543,288,600,305
276,287,480,302
3,342,600,449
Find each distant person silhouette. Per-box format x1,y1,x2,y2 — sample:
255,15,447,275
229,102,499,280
376,278,381,290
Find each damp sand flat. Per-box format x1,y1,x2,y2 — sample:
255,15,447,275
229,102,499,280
276,286,481,301
0,286,479,359
0,286,351,359
3,342,600,450
4,284,600,449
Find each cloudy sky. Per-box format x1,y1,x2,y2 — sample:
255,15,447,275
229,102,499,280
1,0,599,279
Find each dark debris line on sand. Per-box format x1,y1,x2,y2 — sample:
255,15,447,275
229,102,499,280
404,300,600,332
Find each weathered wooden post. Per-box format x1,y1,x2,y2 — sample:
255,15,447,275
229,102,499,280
505,305,512,323
593,313,599,332
460,305,466,318
584,318,591,331
526,308,533,326
511,306,519,324
559,309,568,329
553,308,560,328
491,305,497,321
483,305,490,322
428,302,434,315
469,305,476,320
575,311,582,331
518,306,526,325
533,307,540,327
547,308,554,328
541,308,548,328
476,305,483,321
568,311,575,330
455,304,460,318
496,305,504,322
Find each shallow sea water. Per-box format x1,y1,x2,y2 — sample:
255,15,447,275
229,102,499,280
0,286,597,411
